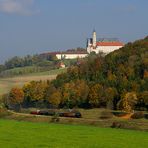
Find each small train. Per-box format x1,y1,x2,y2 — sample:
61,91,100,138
30,110,82,118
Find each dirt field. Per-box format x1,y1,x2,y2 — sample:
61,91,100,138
0,74,57,96
0,68,68,96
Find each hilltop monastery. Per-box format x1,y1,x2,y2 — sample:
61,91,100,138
41,30,124,60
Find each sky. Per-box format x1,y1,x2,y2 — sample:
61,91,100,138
0,0,148,63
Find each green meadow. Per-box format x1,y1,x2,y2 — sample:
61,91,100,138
0,119,147,148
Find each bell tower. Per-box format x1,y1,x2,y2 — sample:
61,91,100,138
93,29,97,47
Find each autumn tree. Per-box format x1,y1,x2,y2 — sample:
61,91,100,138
88,83,104,107
67,66,79,80
23,81,47,107
74,80,89,107
61,82,76,108
105,87,117,109
9,87,24,110
118,92,138,112
48,90,62,108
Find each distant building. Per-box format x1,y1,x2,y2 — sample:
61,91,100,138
40,30,124,60
86,30,124,54
40,51,88,60
55,51,88,60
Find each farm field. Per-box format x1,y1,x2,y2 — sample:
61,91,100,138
0,68,66,96
0,119,148,148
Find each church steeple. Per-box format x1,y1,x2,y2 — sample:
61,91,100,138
93,29,97,47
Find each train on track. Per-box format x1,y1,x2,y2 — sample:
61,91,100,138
30,110,82,118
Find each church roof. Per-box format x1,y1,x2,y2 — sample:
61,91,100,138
96,41,124,46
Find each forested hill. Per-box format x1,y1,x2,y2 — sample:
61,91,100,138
105,36,148,80
54,36,148,86
5,37,148,111
51,36,148,110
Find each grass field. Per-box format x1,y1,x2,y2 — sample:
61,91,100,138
0,119,148,148
0,68,66,96
0,66,40,77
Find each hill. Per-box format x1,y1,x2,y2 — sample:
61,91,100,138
2,37,148,111
51,37,148,110
0,48,84,77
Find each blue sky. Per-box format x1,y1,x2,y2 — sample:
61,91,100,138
0,0,148,63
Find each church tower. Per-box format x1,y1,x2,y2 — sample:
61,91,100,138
93,29,97,47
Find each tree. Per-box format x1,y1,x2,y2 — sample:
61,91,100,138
67,66,79,80
142,91,148,106
88,84,104,107
9,87,24,110
48,90,62,107
74,80,89,107
23,81,47,107
118,92,138,112
105,87,117,109
138,91,148,110
61,82,76,108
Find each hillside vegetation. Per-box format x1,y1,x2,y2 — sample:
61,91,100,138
2,37,148,111
0,48,84,77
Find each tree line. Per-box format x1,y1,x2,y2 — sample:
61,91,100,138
0,54,57,72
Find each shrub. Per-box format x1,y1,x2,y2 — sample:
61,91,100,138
51,113,60,122
100,110,113,119
111,122,121,128
131,112,144,119
144,114,148,119
0,108,10,117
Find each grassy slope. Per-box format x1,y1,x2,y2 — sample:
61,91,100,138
0,66,42,78
0,119,147,148
0,68,66,96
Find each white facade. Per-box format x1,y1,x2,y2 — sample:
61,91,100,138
56,53,88,60
87,31,124,54
88,46,123,54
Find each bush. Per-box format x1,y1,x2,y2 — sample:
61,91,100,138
0,108,10,117
111,122,122,128
51,113,60,122
131,112,144,119
144,114,148,119
100,110,113,119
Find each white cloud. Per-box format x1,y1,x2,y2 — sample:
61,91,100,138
0,0,39,15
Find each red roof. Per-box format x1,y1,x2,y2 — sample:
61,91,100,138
96,42,124,46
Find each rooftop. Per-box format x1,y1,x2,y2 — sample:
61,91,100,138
96,41,124,46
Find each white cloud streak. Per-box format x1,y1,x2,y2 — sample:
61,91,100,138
0,0,39,15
